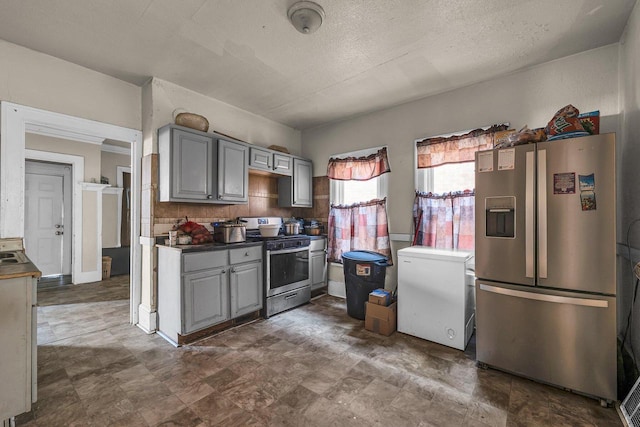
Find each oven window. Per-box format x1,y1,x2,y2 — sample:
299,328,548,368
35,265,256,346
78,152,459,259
270,250,309,289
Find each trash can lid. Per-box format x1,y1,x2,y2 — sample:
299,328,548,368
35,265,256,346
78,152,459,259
341,250,387,262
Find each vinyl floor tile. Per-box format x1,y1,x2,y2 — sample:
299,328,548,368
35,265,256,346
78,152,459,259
12,274,623,426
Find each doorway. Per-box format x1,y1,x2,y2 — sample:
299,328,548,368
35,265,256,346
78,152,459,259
25,161,73,282
1,101,142,325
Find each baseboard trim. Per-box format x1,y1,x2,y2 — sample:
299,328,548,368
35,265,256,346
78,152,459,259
74,270,102,284
137,304,157,333
328,280,346,299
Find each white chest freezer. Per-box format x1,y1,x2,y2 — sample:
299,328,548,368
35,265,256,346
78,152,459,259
397,246,475,350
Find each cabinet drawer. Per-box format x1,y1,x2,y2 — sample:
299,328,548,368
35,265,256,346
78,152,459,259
183,250,228,273
229,245,262,265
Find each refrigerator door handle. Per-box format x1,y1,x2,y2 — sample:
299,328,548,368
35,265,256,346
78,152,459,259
479,284,608,308
538,149,548,279
526,151,535,278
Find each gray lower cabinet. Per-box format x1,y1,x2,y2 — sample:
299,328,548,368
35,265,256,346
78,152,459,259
309,238,327,291
230,261,263,318
158,124,248,204
183,267,229,333
278,158,313,207
157,244,263,346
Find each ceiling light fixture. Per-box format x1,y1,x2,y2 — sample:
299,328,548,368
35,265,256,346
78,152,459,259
288,1,325,34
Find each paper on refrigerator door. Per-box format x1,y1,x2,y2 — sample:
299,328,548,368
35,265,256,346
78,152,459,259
477,151,493,172
498,148,515,170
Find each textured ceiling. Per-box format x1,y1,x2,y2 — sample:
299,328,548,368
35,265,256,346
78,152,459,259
0,0,636,129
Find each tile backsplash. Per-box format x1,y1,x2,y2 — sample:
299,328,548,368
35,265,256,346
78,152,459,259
154,173,293,235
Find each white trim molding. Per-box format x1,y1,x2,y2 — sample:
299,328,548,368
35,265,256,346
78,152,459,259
137,304,157,334
102,143,130,155
1,101,142,326
25,149,85,283
103,186,124,247
116,166,131,188
81,182,110,283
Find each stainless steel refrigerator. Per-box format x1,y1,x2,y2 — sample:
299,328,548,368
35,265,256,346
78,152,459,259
474,133,616,403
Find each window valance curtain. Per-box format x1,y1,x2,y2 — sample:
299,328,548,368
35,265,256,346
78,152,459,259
327,147,391,181
413,191,475,250
327,198,392,264
416,124,508,169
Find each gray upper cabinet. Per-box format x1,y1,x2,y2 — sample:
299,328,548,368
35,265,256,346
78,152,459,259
158,124,248,204
272,153,292,175
249,147,293,176
279,158,313,207
159,127,214,201
218,139,248,203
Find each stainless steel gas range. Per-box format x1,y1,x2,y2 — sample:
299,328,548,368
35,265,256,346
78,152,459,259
241,217,311,317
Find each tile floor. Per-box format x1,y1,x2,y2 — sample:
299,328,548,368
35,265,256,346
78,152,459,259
19,275,622,426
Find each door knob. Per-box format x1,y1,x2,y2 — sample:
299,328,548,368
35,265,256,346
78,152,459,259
55,231,63,235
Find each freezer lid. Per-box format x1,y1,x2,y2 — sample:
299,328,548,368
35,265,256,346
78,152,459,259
397,246,472,262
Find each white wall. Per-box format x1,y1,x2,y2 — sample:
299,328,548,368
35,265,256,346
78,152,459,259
302,45,621,290
0,40,140,129
618,1,640,370
143,78,301,156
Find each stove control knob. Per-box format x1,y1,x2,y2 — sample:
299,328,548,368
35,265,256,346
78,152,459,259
278,243,285,250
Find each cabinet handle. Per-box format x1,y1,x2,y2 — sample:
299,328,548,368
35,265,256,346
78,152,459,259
207,195,213,199
221,269,226,274
230,268,236,273
217,195,223,200
245,252,249,257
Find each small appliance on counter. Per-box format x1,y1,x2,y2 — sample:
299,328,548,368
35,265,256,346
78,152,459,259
212,219,247,243
303,219,323,236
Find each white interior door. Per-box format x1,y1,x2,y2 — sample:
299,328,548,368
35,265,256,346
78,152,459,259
25,161,72,276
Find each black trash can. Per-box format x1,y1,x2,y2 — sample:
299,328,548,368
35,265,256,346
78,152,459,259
342,250,389,320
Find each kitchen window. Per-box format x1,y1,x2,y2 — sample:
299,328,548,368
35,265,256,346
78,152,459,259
327,146,391,263
413,124,509,250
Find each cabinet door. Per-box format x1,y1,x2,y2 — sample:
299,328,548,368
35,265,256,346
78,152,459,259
183,268,229,333
230,261,263,318
249,147,271,171
273,153,292,176
218,139,248,203
293,158,313,207
310,250,327,288
171,129,214,200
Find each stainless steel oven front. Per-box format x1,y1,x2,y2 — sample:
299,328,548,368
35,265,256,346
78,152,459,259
265,244,311,317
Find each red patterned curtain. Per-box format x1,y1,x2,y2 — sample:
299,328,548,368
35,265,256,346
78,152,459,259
327,147,391,181
413,191,475,250
416,124,508,168
327,198,392,264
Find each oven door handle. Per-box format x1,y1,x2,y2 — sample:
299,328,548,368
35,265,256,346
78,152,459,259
268,247,309,255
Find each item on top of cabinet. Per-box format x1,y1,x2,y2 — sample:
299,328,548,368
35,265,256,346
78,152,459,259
174,112,209,132
267,144,290,154
545,104,590,141
578,110,600,135
259,224,281,237
497,126,546,148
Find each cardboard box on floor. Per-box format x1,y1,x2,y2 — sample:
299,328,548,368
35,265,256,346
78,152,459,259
368,288,391,306
365,301,397,336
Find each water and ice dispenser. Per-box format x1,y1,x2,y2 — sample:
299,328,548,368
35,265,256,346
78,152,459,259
485,196,515,238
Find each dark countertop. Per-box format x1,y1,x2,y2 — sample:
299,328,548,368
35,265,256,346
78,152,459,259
0,252,41,280
156,240,263,253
